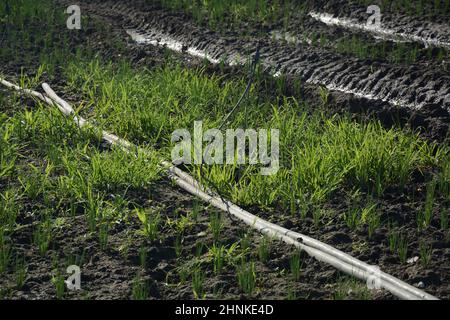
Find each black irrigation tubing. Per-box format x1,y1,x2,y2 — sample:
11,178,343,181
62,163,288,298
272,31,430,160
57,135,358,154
0,76,439,300
196,45,261,222
217,45,260,131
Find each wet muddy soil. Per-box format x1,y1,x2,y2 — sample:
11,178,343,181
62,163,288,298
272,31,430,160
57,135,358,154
54,0,449,142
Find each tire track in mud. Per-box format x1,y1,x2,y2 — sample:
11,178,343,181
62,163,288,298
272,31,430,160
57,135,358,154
58,0,450,115
308,11,450,50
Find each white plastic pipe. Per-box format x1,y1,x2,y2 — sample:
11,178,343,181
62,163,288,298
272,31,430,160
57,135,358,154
169,172,425,300
41,82,438,300
1,78,52,104
0,77,438,300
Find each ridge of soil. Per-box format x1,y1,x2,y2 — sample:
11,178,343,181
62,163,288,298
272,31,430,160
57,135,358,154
55,0,450,142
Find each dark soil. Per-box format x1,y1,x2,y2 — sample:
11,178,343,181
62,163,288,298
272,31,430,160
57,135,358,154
2,180,363,300
311,0,450,36
250,186,450,299
0,0,448,300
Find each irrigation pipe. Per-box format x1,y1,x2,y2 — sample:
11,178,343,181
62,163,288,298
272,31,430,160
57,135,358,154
1,78,51,104
0,77,438,300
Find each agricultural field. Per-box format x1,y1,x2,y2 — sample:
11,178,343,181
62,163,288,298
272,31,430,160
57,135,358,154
0,0,449,305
